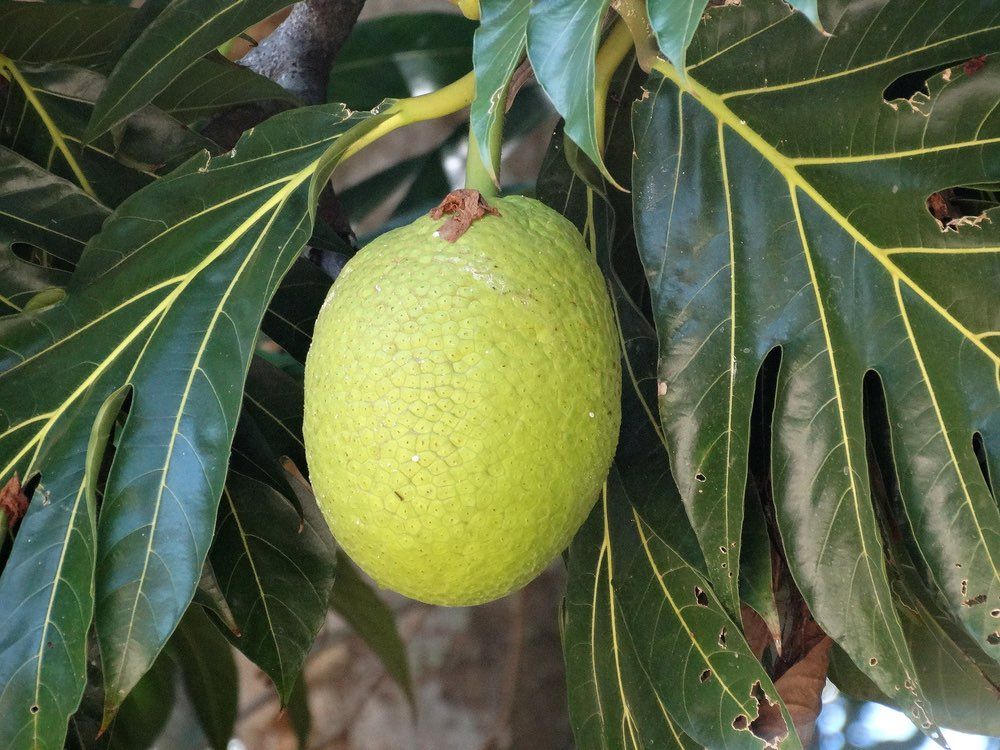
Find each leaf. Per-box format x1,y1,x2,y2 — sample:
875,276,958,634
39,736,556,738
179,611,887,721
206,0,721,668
285,672,311,749
0,147,108,315
172,606,238,750
0,103,377,730
327,12,476,109
194,558,241,636
470,0,531,181
328,550,414,706
230,408,301,513
153,56,300,124
632,0,1000,726
261,257,334,364
739,481,780,644
646,0,822,74
103,648,176,750
526,0,613,181
0,2,130,68
242,357,308,474
751,637,831,746
543,80,799,747
209,468,337,703
86,0,296,140
0,385,128,750
0,59,215,205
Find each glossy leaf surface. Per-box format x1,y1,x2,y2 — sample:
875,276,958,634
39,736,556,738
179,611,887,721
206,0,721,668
0,103,375,728
632,0,1000,726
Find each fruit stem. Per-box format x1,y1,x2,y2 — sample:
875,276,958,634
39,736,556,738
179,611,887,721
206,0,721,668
611,0,659,72
339,71,476,163
594,19,637,155
465,127,499,200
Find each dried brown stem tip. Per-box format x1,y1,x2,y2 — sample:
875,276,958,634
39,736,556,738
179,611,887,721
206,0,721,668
430,189,501,242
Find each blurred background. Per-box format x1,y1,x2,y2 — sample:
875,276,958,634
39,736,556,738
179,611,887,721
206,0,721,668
151,1,1000,748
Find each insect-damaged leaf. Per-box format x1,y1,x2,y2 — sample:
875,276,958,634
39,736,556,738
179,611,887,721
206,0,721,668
633,0,999,731
0,103,384,735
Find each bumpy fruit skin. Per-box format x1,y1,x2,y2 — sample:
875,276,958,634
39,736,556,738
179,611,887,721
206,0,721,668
303,195,621,605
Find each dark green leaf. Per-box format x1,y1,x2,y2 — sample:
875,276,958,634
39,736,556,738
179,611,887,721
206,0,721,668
327,13,476,109
242,357,308,475
262,257,334,364
0,59,214,205
0,103,376,727
632,0,1000,729
210,469,336,702
646,0,821,73
86,0,295,140
285,672,311,749
154,56,300,124
739,482,780,643
195,558,241,636
0,385,128,750
329,550,414,706
103,649,176,750
526,0,612,180
0,3,130,68
172,606,238,750
470,0,530,181
544,71,797,746
0,146,108,315
231,407,301,513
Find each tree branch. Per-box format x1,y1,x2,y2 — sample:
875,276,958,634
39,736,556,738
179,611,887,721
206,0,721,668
242,0,368,106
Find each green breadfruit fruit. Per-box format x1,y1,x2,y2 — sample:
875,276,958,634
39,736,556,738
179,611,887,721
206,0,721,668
304,191,621,605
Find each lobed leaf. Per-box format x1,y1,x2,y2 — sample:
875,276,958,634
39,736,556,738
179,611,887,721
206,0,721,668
0,103,379,734
0,59,214,205
86,0,296,140
0,147,108,315
209,468,336,703
632,0,1000,730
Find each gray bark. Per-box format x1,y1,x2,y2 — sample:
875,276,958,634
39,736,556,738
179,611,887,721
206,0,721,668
242,0,368,105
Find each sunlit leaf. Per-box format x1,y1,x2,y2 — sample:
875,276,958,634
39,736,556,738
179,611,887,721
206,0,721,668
470,0,530,181
632,0,1000,730
0,103,380,730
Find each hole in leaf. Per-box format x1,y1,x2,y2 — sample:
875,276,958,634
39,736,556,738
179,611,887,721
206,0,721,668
28,705,39,714
693,586,708,606
988,632,1000,645
732,715,749,731
700,669,712,683
963,594,987,607
926,186,999,232
749,680,788,746
972,432,993,498
990,609,1000,618
869,657,878,666
695,472,706,482
961,579,969,596
881,58,969,104
718,627,727,647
